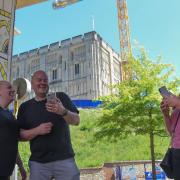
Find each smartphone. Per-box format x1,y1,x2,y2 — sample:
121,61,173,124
159,86,171,97
46,92,56,102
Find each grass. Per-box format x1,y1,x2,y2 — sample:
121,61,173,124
18,109,170,170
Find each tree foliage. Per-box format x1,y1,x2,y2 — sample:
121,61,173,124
94,49,180,141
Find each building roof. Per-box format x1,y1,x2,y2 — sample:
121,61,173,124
16,0,47,9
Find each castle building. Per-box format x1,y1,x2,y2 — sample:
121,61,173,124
11,31,121,100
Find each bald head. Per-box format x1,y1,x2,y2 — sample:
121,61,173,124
31,70,49,99
32,70,48,81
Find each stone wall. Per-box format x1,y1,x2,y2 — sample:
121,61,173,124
12,160,169,180
79,160,168,180
80,168,104,180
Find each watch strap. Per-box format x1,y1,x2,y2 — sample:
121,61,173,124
61,109,68,117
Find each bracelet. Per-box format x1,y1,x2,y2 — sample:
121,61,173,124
61,109,68,117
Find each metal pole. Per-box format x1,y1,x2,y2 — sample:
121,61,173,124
10,165,18,180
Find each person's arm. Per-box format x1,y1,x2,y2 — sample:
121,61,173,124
20,122,53,141
160,100,172,135
58,108,80,125
16,152,27,180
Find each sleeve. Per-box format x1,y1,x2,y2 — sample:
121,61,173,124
169,109,180,133
17,103,28,129
57,92,79,114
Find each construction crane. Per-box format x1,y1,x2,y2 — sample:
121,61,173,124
116,0,131,61
116,0,132,80
52,0,132,80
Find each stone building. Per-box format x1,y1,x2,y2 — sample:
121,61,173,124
11,31,121,100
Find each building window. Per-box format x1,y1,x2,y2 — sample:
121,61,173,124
71,52,74,61
31,58,40,73
59,55,62,64
75,64,80,75
52,69,57,81
74,45,86,61
27,64,30,74
16,67,19,77
64,61,66,70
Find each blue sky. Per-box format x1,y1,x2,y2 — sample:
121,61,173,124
13,0,180,77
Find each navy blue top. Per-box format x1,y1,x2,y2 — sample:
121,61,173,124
0,107,19,176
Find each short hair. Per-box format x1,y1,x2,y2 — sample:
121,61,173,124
31,70,48,81
0,80,8,88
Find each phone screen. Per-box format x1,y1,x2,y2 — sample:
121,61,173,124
46,92,56,102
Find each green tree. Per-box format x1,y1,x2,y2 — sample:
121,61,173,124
94,49,180,180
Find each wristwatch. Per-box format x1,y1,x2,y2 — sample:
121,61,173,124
61,108,68,117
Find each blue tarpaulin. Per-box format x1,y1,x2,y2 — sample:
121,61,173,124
72,99,102,108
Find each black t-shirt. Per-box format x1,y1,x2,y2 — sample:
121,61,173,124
17,92,79,163
0,108,19,176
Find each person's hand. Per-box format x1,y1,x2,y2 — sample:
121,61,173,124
160,99,170,117
37,122,53,135
19,165,27,180
46,98,66,115
164,95,179,108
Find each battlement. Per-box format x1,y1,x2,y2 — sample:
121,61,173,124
13,31,119,60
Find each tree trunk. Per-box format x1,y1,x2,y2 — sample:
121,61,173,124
150,130,156,180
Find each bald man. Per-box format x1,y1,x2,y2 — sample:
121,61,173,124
17,70,80,180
